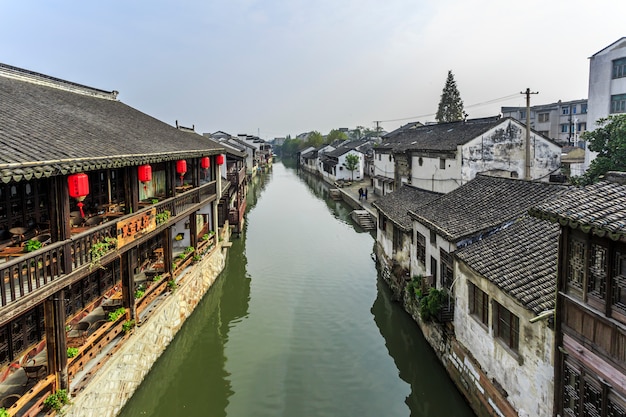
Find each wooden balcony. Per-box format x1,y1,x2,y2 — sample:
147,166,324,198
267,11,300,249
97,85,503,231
227,167,246,187
0,180,218,322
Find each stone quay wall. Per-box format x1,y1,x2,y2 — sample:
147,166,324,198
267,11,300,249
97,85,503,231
65,242,229,417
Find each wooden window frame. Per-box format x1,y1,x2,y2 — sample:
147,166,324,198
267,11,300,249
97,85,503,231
468,281,489,326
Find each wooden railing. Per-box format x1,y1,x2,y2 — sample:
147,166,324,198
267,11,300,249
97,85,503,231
0,180,218,310
227,167,246,186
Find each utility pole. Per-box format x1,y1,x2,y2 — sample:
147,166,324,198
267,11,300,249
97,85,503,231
521,88,538,180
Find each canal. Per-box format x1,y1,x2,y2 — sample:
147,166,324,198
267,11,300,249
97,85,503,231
118,161,475,417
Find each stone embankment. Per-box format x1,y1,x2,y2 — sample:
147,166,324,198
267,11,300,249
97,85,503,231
65,231,230,417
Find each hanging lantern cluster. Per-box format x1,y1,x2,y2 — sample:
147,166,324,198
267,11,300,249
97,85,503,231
68,173,89,218
176,160,187,186
138,164,152,193
216,154,225,166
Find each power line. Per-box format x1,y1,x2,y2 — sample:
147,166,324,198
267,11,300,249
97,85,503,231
375,92,522,124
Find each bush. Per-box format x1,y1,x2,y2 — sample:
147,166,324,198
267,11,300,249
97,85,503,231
419,288,447,322
107,307,126,322
44,389,70,412
67,347,79,358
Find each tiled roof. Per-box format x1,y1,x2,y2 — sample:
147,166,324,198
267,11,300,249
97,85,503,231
530,176,626,240
0,64,223,183
372,185,441,231
379,116,506,152
409,174,567,242
455,216,559,314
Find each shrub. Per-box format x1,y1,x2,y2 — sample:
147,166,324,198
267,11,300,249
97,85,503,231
44,389,70,412
419,288,447,322
67,347,79,358
107,307,126,322
122,320,136,333
24,239,42,252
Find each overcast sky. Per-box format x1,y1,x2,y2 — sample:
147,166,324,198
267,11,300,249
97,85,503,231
1,1,625,139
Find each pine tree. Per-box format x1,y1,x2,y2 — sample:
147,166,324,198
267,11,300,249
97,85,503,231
435,70,465,123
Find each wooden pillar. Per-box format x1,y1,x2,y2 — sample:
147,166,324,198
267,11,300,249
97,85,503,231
163,228,172,276
166,161,175,198
125,167,139,214
44,291,68,390
121,250,136,321
190,213,197,250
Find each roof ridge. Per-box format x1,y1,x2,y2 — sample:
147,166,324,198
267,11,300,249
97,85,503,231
0,63,118,100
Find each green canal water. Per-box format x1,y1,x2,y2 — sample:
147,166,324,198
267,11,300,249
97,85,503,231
118,161,475,417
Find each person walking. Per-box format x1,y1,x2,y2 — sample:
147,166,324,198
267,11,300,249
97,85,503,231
358,188,363,200
364,188,368,200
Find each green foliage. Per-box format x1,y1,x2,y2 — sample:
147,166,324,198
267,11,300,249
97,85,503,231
0,407,9,417
44,389,70,412
177,253,186,260
435,70,465,123
572,114,626,185
419,288,447,322
406,275,423,299
155,210,171,225
326,129,348,142
344,153,360,180
202,233,210,241
306,131,324,148
134,284,145,299
67,347,79,358
167,279,178,291
184,246,194,254
24,239,42,252
151,198,159,204
89,237,117,269
153,274,162,282
107,307,126,322
122,319,136,333
193,254,201,262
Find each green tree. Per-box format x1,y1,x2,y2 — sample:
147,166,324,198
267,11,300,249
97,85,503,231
574,114,626,185
344,153,360,180
326,129,348,143
435,70,465,123
306,131,324,148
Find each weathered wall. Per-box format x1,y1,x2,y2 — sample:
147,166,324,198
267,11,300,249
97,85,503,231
409,152,463,194
378,249,533,417
461,120,561,182
64,243,229,417
455,261,555,417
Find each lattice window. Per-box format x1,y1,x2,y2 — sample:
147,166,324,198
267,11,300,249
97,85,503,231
567,237,586,297
0,326,8,367
563,362,580,417
608,393,626,417
588,243,608,301
612,252,626,316
583,378,602,417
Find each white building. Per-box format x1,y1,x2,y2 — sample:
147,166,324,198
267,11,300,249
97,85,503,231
586,37,626,169
501,99,588,146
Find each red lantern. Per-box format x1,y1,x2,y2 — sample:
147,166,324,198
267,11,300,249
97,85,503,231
176,160,187,186
138,164,152,193
200,157,210,169
68,173,89,218
216,154,225,166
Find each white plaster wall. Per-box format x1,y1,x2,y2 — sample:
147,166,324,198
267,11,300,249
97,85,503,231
376,219,393,261
171,220,191,250
410,153,462,193
461,120,561,182
410,221,455,286
336,151,364,181
454,262,555,417
373,151,394,181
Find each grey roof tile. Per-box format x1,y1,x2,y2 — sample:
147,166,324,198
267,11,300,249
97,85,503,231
409,174,568,242
531,178,626,240
0,64,222,181
455,216,559,314
372,185,441,231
